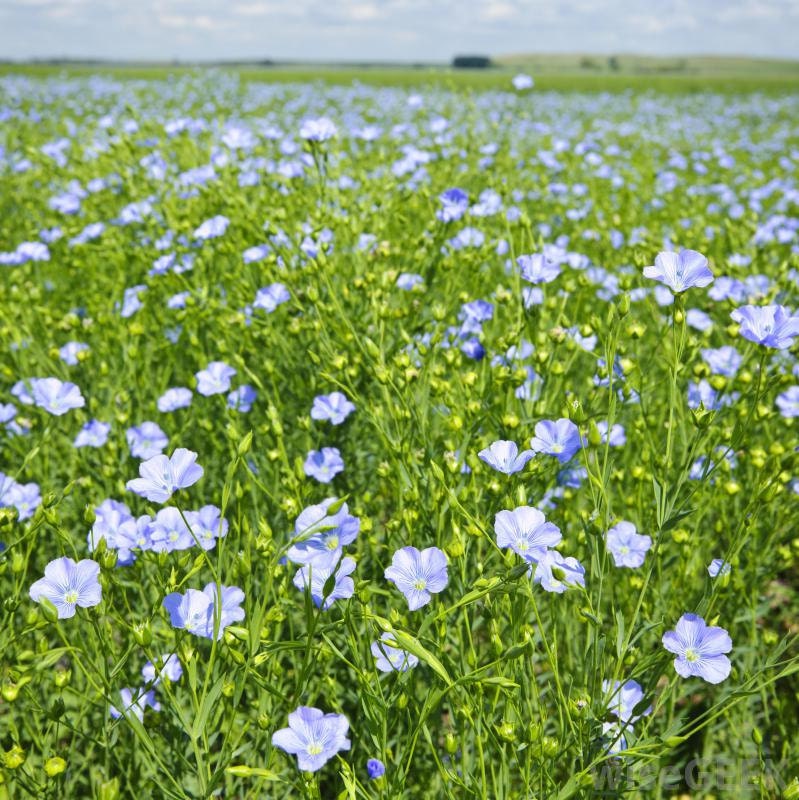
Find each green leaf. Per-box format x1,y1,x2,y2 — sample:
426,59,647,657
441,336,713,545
192,675,226,740
384,629,452,687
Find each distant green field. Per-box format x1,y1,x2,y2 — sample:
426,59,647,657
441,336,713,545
2,59,799,93
496,52,799,76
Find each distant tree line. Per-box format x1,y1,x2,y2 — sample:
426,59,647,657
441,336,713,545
452,56,493,69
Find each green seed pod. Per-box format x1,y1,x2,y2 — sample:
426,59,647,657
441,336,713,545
44,756,66,777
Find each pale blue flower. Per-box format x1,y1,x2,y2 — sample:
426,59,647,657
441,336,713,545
662,613,732,683
303,447,344,483
730,304,799,349
530,419,582,463
110,688,160,721
193,215,229,241
74,419,110,448
271,706,350,772
126,448,203,503
142,654,183,685
32,378,85,415
533,550,585,593
227,384,257,412
157,388,192,413
777,386,799,418
29,557,102,618
385,546,448,610
494,506,561,563
478,440,534,474
288,498,360,565
517,253,561,284
311,392,355,425
643,249,713,292
58,341,89,365
254,283,290,312
606,521,652,568
602,679,652,723
300,117,338,141
196,361,236,396
292,555,356,609
126,421,168,459
163,583,245,640
149,507,195,553
708,559,731,578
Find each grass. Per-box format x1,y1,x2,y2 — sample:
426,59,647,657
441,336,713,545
2,59,799,93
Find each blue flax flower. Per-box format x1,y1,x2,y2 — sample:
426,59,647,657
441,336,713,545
494,506,561,563
288,498,360,565
730,304,799,349
776,386,799,418
254,283,290,312
126,448,203,503
300,117,338,141
157,387,192,413
602,679,651,723
150,507,195,553
195,361,236,396
126,421,168,459
193,215,229,241
292,555,356,609
74,419,110,448
311,392,355,425
478,440,534,474
662,613,732,684
303,447,344,483
530,419,582,463
605,522,652,568
58,341,89,365
436,188,469,222
707,559,731,578
110,688,160,722
271,706,350,772
385,546,448,610
512,73,534,90
29,557,102,618
701,346,741,377
533,550,585,593
186,505,228,550
367,758,386,779
517,253,561,285
6,482,40,520
31,378,85,416
163,583,245,640
227,384,257,412
643,249,713,293
142,653,183,685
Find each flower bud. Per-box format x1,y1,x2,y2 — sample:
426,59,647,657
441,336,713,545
132,622,152,647
237,431,253,457
38,597,60,623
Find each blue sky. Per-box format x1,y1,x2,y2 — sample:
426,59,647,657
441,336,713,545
1,0,797,61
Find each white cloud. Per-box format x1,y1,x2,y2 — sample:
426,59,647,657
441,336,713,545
0,0,797,61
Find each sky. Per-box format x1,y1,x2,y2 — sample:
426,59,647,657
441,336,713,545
1,0,798,62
